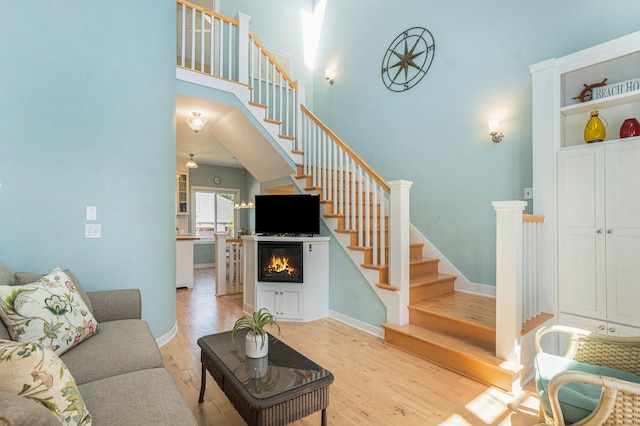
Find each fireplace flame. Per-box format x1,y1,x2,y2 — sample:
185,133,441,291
268,255,296,275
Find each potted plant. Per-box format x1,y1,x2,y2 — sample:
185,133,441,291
231,308,280,358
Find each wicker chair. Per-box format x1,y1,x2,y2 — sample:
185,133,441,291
534,325,640,425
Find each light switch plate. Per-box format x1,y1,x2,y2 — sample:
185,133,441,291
85,224,101,238
86,206,97,221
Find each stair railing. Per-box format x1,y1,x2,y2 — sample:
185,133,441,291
248,33,297,138
300,105,389,266
493,201,547,363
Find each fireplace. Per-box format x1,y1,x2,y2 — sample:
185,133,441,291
257,241,303,283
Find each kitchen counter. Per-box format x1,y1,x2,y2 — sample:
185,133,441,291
176,237,198,288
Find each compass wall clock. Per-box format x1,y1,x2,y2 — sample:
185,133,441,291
381,27,435,92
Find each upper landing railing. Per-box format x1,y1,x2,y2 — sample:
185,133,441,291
176,0,296,138
175,1,412,325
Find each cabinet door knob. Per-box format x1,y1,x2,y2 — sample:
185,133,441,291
609,327,617,334
596,229,603,234
598,325,606,331
607,229,614,235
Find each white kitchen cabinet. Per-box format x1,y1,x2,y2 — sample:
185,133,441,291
176,238,196,288
558,140,640,332
257,285,303,320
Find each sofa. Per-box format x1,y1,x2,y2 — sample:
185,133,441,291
0,261,197,426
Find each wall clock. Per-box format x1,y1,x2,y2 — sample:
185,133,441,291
212,175,223,186
381,27,435,92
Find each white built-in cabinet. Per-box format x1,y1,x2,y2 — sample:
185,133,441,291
531,31,640,338
558,140,640,333
257,285,303,320
242,236,329,322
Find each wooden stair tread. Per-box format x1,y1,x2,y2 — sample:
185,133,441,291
381,323,519,373
410,273,455,285
409,292,496,330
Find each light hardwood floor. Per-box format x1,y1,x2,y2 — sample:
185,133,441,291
160,268,540,425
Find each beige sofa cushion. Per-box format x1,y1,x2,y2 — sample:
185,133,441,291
60,319,163,385
79,368,197,426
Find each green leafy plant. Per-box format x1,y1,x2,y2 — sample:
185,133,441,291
231,308,280,349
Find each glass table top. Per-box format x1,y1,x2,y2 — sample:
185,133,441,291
199,329,332,399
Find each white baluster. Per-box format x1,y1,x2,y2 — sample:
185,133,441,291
180,4,186,67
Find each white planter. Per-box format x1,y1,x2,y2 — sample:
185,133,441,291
245,332,268,358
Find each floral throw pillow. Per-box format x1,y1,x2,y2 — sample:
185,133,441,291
0,339,92,425
0,268,99,356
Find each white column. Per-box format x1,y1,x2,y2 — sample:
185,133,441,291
492,200,526,363
235,13,251,85
215,232,228,295
388,180,412,325
295,79,306,152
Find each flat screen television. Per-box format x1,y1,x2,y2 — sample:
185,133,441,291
254,194,320,236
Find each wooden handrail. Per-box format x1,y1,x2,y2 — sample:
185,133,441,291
177,0,239,26
301,104,390,193
523,214,545,223
248,32,297,91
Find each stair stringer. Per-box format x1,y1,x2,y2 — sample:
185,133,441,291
409,225,496,297
292,174,402,323
176,67,302,167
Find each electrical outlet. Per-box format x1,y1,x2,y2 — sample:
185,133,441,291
524,188,533,199
85,224,101,239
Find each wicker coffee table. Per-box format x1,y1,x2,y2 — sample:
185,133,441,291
197,330,334,426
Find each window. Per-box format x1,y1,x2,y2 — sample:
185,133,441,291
191,187,239,239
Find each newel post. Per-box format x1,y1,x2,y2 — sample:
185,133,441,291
295,80,306,152
492,200,526,363
389,180,413,325
235,12,251,85
215,232,229,296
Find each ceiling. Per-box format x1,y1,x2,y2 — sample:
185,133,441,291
176,93,296,182
176,94,238,168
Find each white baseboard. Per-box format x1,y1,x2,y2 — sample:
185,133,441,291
194,263,215,269
156,319,178,347
329,310,384,339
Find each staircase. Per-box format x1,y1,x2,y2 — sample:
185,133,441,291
382,247,521,391
175,0,543,394
293,164,520,392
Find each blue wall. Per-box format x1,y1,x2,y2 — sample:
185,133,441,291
311,0,640,286
0,1,177,338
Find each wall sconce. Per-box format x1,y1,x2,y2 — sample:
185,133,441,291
324,69,335,85
186,112,207,133
489,120,504,143
185,154,198,168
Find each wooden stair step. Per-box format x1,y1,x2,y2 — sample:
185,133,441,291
408,292,496,345
409,273,455,302
381,323,520,392
410,243,424,260
410,257,439,277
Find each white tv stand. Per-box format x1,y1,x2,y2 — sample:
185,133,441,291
242,235,329,322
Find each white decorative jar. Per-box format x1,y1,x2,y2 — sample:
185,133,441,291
245,332,268,358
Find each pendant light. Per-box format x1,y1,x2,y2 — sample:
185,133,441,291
185,154,198,169
186,112,207,133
